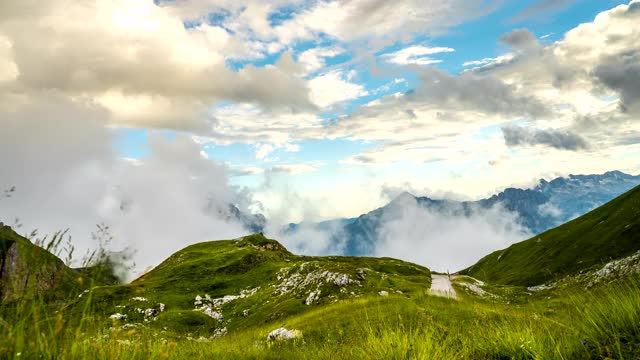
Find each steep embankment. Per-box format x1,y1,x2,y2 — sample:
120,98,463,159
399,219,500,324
462,185,640,286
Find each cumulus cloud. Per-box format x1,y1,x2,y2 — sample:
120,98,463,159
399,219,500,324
373,195,531,272
333,2,640,166
0,0,314,131
411,67,549,117
594,52,640,114
502,125,589,151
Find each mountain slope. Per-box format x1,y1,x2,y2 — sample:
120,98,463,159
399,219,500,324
75,233,432,334
461,185,640,286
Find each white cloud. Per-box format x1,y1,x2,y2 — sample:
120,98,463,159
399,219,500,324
297,46,344,73
308,71,368,108
255,144,275,159
0,0,314,131
462,54,514,67
284,143,300,152
382,45,455,66
254,142,301,160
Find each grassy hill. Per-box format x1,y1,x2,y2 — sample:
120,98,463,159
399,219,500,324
461,185,640,286
72,233,432,335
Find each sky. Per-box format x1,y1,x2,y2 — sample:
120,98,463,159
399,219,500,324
1,0,639,275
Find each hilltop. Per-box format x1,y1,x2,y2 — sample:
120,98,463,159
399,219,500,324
462,185,640,286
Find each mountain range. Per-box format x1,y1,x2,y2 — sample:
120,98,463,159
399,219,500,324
283,170,640,257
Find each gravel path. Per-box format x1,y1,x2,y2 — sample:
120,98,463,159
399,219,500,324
430,274,457,299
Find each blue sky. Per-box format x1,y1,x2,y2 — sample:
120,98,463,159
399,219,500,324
106,0,626,216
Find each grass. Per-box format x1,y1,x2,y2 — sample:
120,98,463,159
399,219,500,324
462,185,640,286
2,270,640,359
2,211,640,359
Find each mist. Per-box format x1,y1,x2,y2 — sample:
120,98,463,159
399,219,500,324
374,195,531,272
0,97,253,280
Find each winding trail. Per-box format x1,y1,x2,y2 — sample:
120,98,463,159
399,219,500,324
430,274,458,299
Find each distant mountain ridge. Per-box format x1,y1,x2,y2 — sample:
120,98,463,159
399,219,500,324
284,170,640,256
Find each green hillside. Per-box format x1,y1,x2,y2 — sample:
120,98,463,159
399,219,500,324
72,233,432,334
0,225,80,303
462,185,640,286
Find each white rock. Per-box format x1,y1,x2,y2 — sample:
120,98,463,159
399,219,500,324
267,327,302,341
109,313,127,320
201,308,223,320
305,291,320,305
212,327,227,339
144,308,157,318
131,297,148,302
378,291,389,296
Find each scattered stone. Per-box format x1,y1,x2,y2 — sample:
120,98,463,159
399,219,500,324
201,308,223,320
267,327,302,341
305,291,320,305
131,297,148,302
144,308,157,318
109,313,127,320
193,287,260,320
212,327,227,339
378,291,388,296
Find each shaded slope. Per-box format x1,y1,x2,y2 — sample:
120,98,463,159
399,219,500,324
0,224,79,303
461,185,640,286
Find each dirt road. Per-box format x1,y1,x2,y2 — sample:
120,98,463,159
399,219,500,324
430,274,457,299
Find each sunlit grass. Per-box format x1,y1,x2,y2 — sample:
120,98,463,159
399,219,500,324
2,275,640,359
